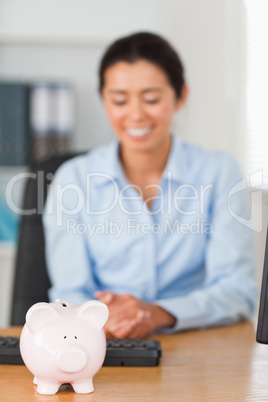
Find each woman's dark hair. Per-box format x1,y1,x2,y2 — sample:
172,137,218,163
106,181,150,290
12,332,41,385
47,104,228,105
99,32,185,99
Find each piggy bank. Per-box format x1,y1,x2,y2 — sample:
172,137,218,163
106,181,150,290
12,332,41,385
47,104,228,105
20,300,109,395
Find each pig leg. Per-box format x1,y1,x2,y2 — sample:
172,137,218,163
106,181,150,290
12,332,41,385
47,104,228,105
72,379,94,394
36,379,60,395
33,377,38,385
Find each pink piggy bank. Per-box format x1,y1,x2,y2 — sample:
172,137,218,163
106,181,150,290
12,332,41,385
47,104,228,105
20,300,109,395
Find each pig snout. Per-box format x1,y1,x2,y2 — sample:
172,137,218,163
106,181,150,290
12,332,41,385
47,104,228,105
57,348,88,373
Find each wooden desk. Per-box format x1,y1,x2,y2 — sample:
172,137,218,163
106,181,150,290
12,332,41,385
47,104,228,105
1,322,268,401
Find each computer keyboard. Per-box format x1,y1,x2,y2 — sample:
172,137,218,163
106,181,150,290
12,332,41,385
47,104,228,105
0,336,161,366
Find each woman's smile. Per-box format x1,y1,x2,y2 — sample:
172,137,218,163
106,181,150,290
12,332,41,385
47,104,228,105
125,126,153,138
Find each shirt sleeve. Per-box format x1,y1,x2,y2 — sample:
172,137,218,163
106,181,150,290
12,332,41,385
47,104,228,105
154,152,259,332
42,159,97,305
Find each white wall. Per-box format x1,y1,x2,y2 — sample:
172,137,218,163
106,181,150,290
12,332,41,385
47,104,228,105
169,1,246,165
0,0,167,40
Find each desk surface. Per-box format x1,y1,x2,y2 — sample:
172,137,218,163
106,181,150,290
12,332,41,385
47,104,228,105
1,322,268,401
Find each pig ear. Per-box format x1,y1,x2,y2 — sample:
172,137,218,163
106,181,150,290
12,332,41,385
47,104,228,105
78,300,109,329
26,302,58,333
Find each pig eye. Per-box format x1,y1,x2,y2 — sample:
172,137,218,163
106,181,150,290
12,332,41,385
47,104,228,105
62,303,67,307
64,336,67,339
74,336,77,339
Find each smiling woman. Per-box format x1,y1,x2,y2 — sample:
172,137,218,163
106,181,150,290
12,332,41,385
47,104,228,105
43,32,258,339
99,33,188,209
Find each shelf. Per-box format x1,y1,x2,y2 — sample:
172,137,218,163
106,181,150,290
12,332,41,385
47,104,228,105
0,34,109,47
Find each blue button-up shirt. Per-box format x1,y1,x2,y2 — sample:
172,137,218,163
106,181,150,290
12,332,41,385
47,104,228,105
43,135,258,332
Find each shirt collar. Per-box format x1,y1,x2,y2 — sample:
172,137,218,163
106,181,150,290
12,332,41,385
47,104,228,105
94,134,187,187
162,134,188,184
92,139,126,187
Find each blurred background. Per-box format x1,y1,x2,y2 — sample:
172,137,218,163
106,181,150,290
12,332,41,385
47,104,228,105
0,0,267,325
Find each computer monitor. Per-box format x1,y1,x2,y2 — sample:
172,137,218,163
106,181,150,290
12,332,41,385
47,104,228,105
256,227,268,343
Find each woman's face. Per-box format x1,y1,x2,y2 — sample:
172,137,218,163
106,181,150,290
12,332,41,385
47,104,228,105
102,59,187,154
